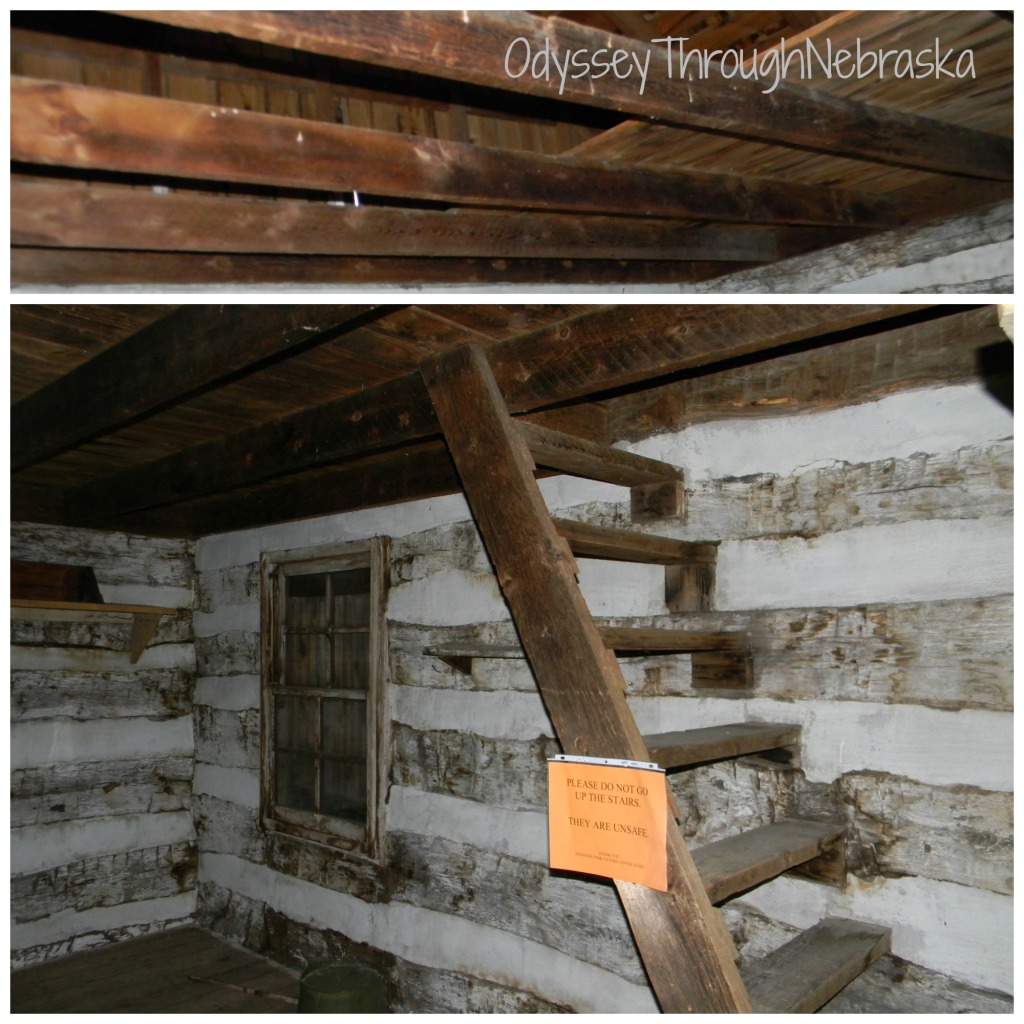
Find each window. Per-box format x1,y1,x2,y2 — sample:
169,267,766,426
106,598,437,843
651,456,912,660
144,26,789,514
261,537,389,859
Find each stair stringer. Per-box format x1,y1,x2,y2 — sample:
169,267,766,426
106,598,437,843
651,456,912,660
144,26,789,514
421,344,751,1014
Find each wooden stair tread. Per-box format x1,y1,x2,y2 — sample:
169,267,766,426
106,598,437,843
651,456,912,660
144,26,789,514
598,626,747,652
427,628,747,665
516,420,682,487
552,518,717,565
427,634,752,689
645,722,800,769
693,820,846,904
742,917,891,1013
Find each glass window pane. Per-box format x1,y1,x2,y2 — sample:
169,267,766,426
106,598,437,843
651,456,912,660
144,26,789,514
275,694,317,752
286,573,326,630
267,544,383,841
322,698,367,758
276,751,316,811
331,568,371,627
332,631,370,690
285,632,329,688
321,757,367,822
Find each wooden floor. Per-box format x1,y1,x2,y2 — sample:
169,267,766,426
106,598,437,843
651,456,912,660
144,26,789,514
11,927,301,1013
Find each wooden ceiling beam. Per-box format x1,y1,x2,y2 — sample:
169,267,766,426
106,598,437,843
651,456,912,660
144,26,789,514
11,77,897,228
56,407,602,538
11,180,777,263
11,303,384,471
117,9,1012,181
170,442,464,538
10,248,750,288
64,304,923,524
10,481,68,526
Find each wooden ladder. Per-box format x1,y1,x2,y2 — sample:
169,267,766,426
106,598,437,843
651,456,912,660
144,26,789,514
421,346,889,1013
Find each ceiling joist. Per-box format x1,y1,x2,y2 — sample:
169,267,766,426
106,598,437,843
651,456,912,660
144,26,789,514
120,8,1013,180
11,304,384,471
9,250,751,289
10,180,778,263
61,304,918,524
11,77,899,229
11,11,1012,284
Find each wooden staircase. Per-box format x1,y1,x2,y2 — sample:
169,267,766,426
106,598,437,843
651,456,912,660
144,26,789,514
420,346,889,1013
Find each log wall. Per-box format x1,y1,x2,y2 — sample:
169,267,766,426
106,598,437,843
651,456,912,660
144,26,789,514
689,201,1014,294
10,524,197,966
190,321,1011,1011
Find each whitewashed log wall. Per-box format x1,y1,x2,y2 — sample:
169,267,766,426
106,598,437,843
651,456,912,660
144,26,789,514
10,525,197,965
691,201,1014,294
192,359,1012,1010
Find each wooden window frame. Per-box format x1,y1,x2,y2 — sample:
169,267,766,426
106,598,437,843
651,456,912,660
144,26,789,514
260,536,390,862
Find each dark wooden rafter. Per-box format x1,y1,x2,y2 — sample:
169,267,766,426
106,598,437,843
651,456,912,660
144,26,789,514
94,405,607,536
118,9,1013,181
157,442,463,540
10,180,777,263
9,249,754,289
11,77,898,229
60,304,920,525
10,304,383,471
419,343,750,1013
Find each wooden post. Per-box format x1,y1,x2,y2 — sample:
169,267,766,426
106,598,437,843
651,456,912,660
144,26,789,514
420,345,751,1013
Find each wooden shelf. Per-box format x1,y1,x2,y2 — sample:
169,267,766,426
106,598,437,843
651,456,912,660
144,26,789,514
10,599,178,663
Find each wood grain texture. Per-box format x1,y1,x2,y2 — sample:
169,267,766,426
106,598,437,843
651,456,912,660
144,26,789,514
742,917,891,1013
10,180,778,262
64,304,915,525
12,841,197,923
519,421,682,486
665,561,716,613
608,305,1008,440
693,200,1013,293
692,820,845,903
10,247,747,288
11,754,192,828
10,77,899,227
553,518,717,565
387,829,648,988
646,723,801,769
11,666,192,722
690,650,754,690
419,343,750,1013
119,10,1013,180
10,523,197,967
11,927,299,1013
598,626,747,652
11,303,380,470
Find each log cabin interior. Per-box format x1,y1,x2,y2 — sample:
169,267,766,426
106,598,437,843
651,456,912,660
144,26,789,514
9,9,1014,291
9,302,1013,1012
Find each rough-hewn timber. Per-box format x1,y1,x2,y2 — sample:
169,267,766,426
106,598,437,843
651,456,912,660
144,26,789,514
120,10,1013,180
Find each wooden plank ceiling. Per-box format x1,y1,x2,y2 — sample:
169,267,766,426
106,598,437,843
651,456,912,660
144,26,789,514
10,10,1012,287
13,302,980,539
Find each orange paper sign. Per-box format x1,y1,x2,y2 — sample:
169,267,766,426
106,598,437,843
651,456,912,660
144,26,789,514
547,755,668,891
